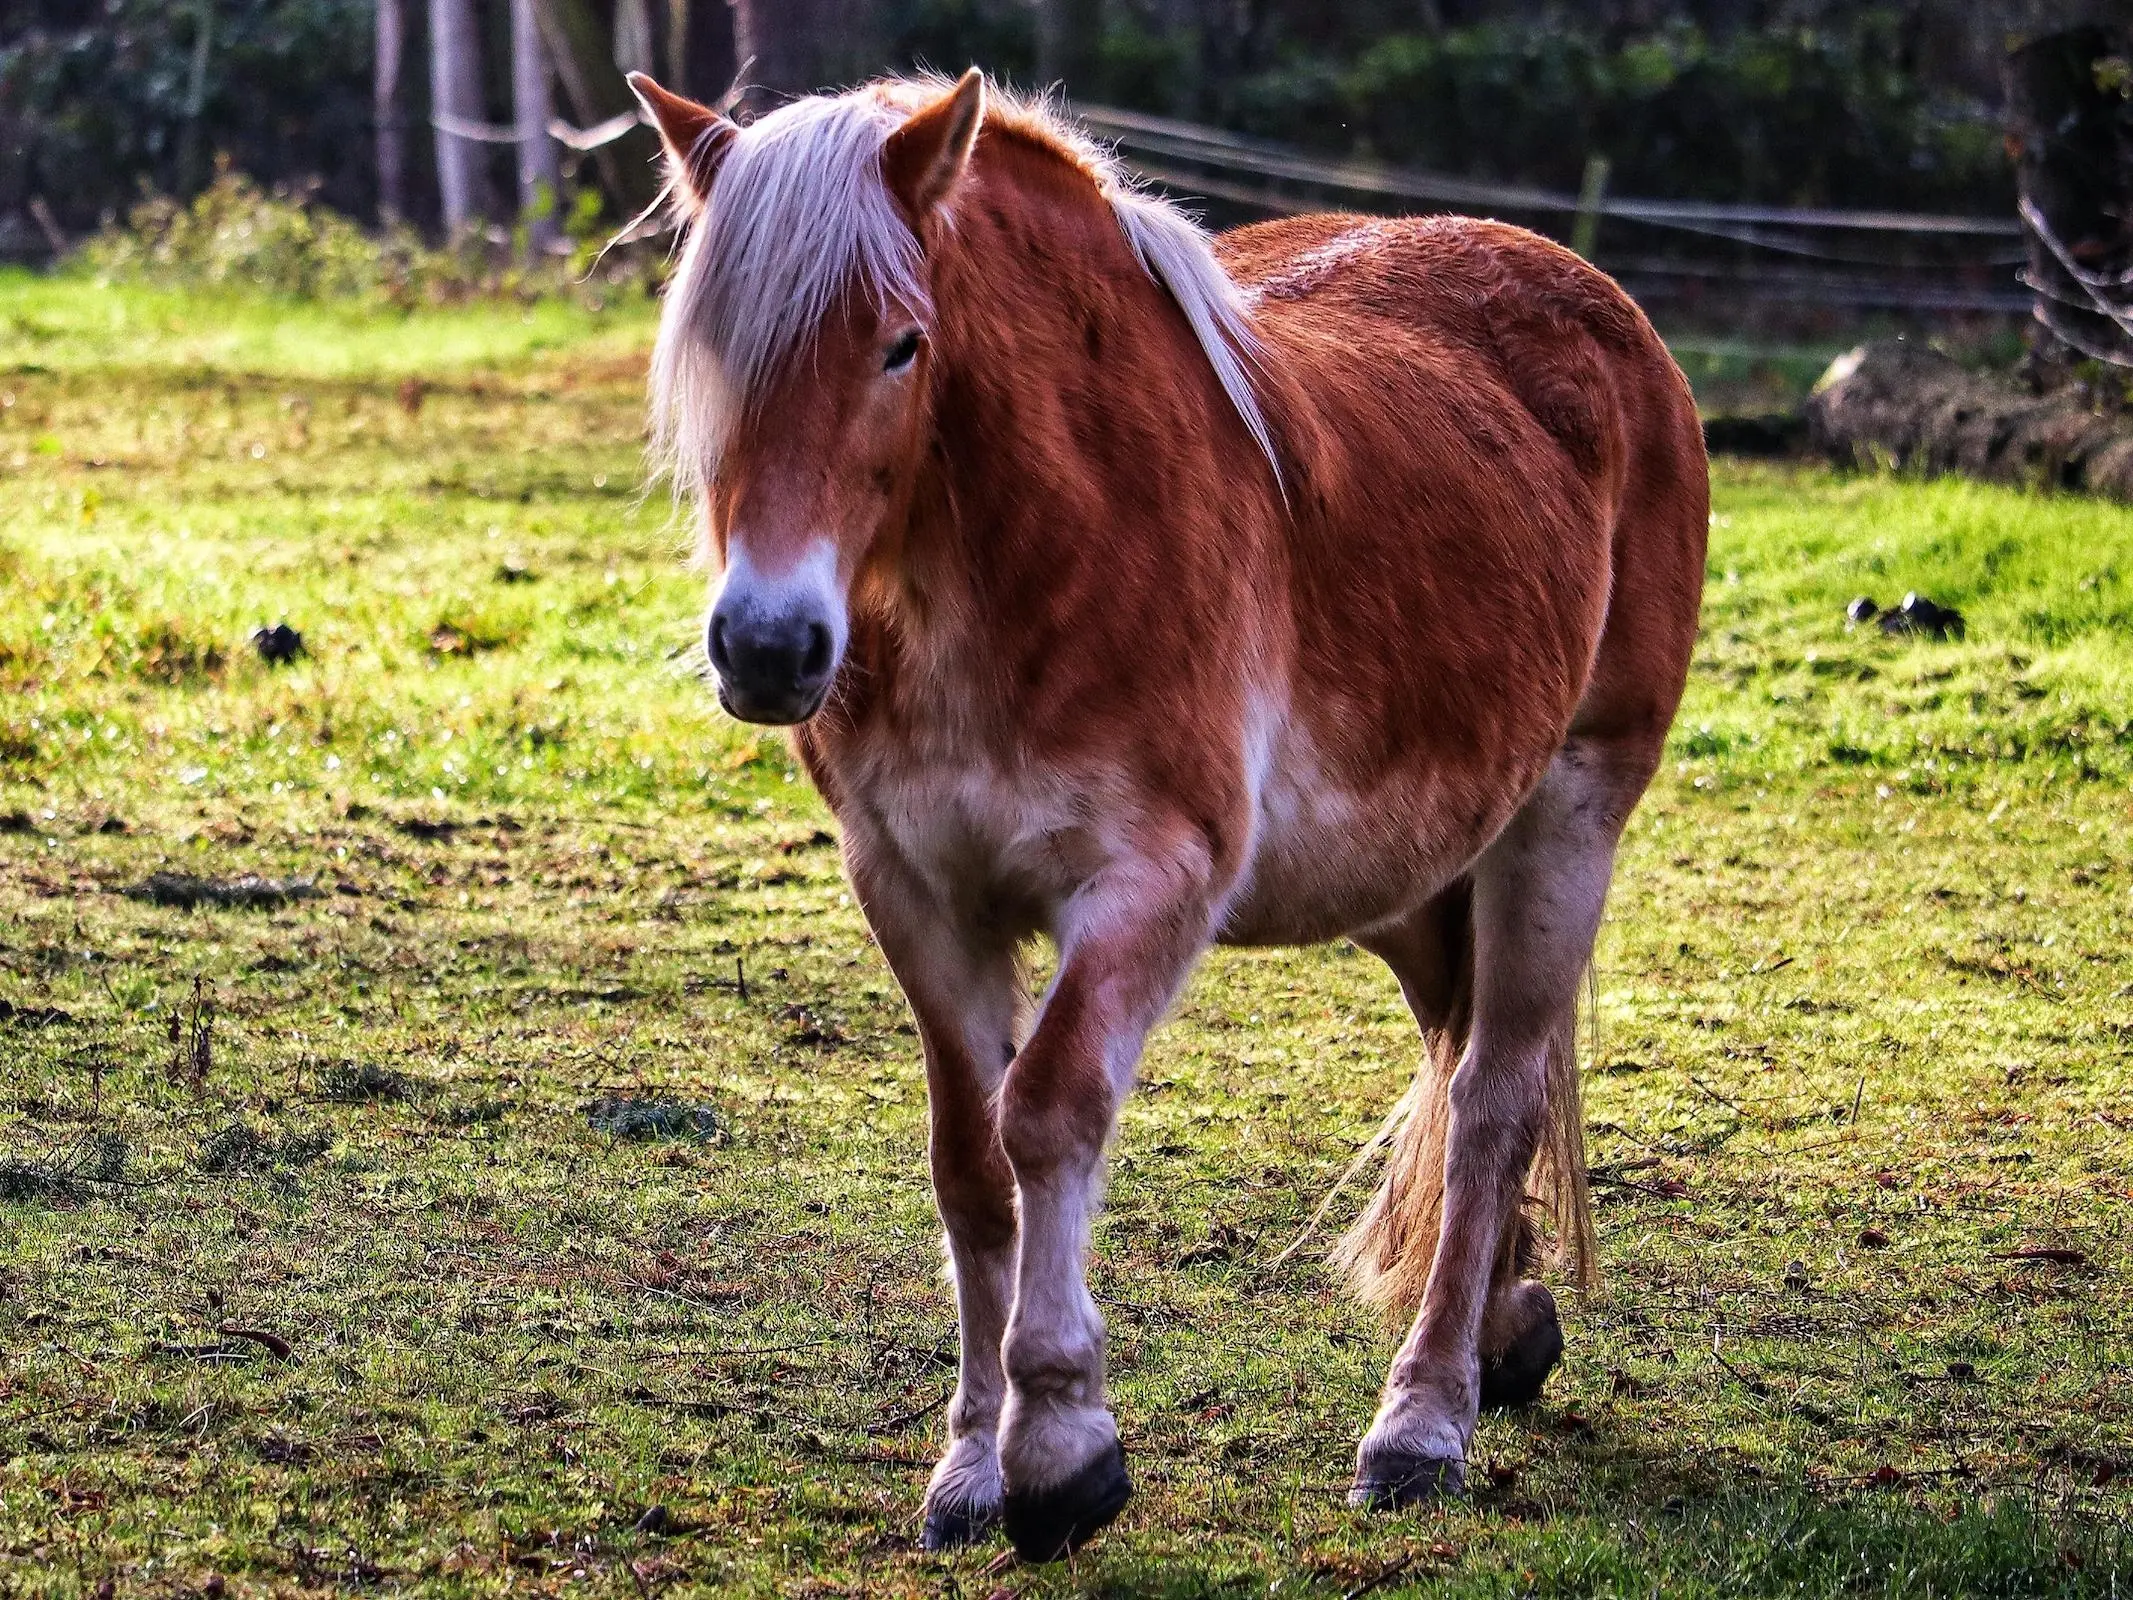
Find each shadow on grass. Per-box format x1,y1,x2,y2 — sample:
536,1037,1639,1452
1045,1412,2127,1598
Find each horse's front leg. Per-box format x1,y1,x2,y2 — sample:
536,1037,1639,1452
995,870,1215,1562
847,851,1028,1550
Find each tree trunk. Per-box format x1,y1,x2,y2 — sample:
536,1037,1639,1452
511,0,562,255
428,0,490,233
612,0,655,77
675,0,736,104
177,1,215,196
2006,25,2133,365
1034,0,1103,92
530,0,658,216
730,0,815,108
376,0,406,224
731,0,878,113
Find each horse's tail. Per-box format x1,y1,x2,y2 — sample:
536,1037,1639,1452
1329,885,1595,1323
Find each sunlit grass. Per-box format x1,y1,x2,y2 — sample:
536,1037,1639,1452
0,267,658,377
1,280,2128,1597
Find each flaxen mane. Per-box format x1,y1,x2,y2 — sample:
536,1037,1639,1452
648,77,1278,500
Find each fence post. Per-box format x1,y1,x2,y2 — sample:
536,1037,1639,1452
375,0,405,225
1572,154,1611,262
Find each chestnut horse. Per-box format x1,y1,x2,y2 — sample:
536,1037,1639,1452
629,68,1706,1561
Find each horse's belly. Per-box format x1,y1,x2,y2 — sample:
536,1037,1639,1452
1218,767,1457,947
1216,708,1549,946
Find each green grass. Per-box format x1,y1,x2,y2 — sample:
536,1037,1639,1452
2,279,2130,1598
0,269,657,378
1662,334,1848,416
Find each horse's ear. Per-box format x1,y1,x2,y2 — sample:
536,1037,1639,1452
884,68,985,219
627,72,734,214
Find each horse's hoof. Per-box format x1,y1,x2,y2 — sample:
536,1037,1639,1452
920,1495,1001,1552
1001,1440,1131,1563
1479,1283,1564,1411
1348,1450,1466,1510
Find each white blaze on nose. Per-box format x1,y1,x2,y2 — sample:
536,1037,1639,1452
712,537,849,653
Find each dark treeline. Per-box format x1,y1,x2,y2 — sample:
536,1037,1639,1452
0,0,2119,256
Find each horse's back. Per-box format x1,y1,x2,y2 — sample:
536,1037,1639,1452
1224,211,1706,758
1225,212,1675,474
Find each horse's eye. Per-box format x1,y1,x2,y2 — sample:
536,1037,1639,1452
883,329,922,374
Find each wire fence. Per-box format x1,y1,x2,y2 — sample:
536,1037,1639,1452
1075,103,2030,317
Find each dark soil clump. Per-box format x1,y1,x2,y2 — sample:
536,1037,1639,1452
1806,341,2133,502
126,873,320,909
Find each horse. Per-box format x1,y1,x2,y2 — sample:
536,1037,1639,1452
627,67,1707,1562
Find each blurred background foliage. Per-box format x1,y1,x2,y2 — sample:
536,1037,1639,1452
2,0,2107,255
77,163,632,304
3,1,381,244
1208,17,2009,210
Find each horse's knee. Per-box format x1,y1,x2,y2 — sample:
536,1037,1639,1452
996,1061,1112,1181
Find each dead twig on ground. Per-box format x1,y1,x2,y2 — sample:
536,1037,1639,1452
864,1388,949,1436
1989,1247,2089,1266
217,1324,295,1361
167,976,213,1094
1343,1554,1416,1599
1686,1073,1747,1115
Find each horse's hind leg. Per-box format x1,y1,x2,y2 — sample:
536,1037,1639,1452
846,850,1027,1550
1356,894,1565,1413
1352,737,1644,1506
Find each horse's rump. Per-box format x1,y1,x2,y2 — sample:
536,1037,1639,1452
1211,215,1703,1297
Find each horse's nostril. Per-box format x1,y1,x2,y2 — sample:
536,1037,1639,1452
801,620,833,681
705,600,833,719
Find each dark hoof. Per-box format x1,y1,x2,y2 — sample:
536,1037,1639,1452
1479,1284,1564,1411
1349,1450,1466,1510
1001,1441,1131,1563
920,1496,1001,1552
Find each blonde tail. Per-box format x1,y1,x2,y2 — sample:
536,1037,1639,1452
1332,899,1595,1324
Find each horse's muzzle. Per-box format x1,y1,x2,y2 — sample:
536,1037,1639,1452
707,596,837,725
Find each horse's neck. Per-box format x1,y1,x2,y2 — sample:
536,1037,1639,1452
846,164,1265,737
906,197,1229,609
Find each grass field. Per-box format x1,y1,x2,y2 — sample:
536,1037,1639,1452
2,272,2131,1598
